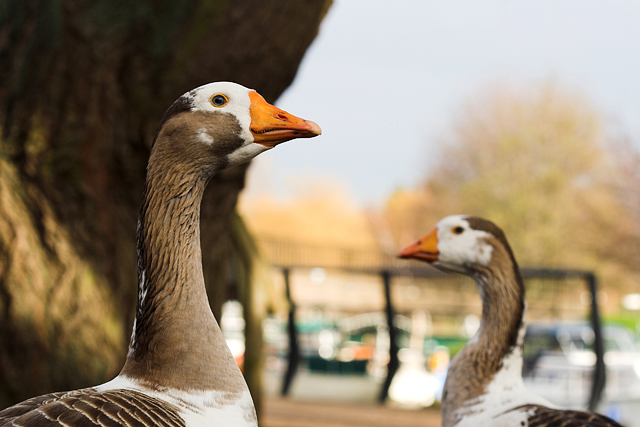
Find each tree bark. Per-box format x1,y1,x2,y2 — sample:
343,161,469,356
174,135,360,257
0,0,331,409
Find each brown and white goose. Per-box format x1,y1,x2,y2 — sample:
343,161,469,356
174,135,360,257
0,82,321,427
399,215,621,427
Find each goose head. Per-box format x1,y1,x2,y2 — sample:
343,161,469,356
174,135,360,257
399,215,516,277
151,81,321,173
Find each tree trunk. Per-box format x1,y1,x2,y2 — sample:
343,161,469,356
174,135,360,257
0,0,331,409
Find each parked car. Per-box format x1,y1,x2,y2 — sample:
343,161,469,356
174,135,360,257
523,321,640,426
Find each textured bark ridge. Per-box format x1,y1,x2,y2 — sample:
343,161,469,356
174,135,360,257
0,0,332,409
0,160,123,406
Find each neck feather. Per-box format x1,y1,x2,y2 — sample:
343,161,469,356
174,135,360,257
119,145,245,393
473,263,525,359
441,251,526,427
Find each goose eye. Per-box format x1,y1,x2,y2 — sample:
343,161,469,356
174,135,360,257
210,94,228,107
453,226,464,235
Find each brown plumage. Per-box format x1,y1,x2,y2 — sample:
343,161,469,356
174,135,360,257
509,405,622,427
0,389,184,427
0,82,321,427
400,215,622,427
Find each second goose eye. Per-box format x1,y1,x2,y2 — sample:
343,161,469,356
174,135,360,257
453,226,464,234
211,94,228,107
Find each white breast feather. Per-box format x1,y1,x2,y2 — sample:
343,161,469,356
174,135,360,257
453,346,554,427
96,375,257,427
453,308,555,427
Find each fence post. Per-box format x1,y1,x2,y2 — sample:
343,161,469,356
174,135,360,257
281,267,300,396
586,272,606,411
379,270,399,403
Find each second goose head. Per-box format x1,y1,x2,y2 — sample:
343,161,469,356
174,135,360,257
398,215,518,279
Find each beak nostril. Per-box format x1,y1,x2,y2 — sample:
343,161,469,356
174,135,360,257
277,113,290,122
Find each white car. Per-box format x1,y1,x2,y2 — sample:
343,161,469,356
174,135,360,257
523,322,640,426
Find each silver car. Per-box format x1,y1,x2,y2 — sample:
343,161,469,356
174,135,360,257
523,322,640,426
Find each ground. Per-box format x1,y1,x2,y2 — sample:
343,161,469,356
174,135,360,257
261,397,442,427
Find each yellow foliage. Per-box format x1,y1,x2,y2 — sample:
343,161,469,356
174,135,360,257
384,83,639,297
239,178,377,250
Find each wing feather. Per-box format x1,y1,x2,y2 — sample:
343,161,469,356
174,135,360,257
508,404,623,427
0,389,185,427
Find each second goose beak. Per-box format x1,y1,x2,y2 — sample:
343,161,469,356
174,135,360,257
399,228,440,262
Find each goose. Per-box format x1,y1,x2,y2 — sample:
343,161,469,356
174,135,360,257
399,215,621,427
0,82,321,427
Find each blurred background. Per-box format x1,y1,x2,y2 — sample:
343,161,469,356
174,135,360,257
1,1,639,427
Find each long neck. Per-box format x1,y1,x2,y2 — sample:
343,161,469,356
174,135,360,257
442,258,526,427
120,157,246,393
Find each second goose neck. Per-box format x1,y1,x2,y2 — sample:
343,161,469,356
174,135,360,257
442,265,526,427
474,266,525,357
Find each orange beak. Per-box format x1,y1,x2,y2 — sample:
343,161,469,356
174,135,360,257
398,228,440,262
249,91,321,148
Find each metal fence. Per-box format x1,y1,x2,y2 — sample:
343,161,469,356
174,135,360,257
254,236,605,410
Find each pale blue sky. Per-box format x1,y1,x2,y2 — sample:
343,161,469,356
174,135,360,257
246,0,640,207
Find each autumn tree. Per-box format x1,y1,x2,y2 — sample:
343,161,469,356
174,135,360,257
384,83,640,299
0,0,331,410
241,178,377,249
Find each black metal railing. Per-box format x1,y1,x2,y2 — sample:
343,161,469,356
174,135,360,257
255,237,605,410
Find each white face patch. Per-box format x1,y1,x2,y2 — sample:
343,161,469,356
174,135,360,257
433,215,494,271
226,143,269,165
185,82,261,166
196,127,214,145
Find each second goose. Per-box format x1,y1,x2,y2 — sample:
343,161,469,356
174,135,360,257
399,215,621,427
